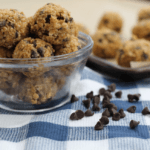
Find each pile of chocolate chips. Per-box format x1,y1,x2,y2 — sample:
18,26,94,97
70,83,149,130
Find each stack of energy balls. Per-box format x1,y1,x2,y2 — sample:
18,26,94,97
93,8,150,68
0,3,81,105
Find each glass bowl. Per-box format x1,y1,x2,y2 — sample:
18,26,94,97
0,32,93,113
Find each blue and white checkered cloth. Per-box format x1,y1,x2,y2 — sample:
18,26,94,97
0,67,150,150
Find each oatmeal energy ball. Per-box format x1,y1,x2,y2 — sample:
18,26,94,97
0,9,29,49
76,23,90,35
29,3,78,45
13,37,54,58
54,35,81,56
132,20,150,41
138,6,150,21
116,39,150,67
98,12,123,33
92,28,123,58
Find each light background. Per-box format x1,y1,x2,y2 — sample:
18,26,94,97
0,0,149,38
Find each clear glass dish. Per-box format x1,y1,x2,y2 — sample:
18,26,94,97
0,32,93,113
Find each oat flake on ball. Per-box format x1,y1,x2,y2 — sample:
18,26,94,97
0,9,29,49
29,3,78,45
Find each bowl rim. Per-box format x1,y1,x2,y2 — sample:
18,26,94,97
0,32,93,62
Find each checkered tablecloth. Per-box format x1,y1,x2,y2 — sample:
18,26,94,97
0,67,150,150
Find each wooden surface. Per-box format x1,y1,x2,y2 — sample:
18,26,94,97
0,0,149,39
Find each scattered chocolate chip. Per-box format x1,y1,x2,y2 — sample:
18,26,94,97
70,113,78,120
31,50,39,58
95,121,103,130
62,38,69,42
119,109,126,118
45,15,51,23
108,83,116,92
8,22,14,28
102,96,110,104
33,40,37,47
100,116,109,125
128,94,141,102
115,27,120,32
71,94,79,103
130,120,140,129
135,46,141,50
86,91,93,99
104,19,108,24
44,30,49,36
112,112,120,121
133,94,141,101
142,52,148,60
93,96,100,105
0,20,6,27
57,16,64,20
35,21,37,24
115,91,122,98
128,94,134,102
69,18,73,22
103,103,117,110
127,106,136,113
76,110,84,119
65,18,69,23
104,91,112,99
99,88,106,95
85,109,94,117
82,99,90,109
102,108,111,117
142,107,150,115
92,103,100,111
98,39,103,42
37,47,45,57
15,31,19,38
109,108,117,116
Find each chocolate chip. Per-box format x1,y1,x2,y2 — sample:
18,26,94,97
95,121,103,130
33,40,37,47
65,18,69,23
93,96,100,105
98,39,103,42
100,116,109,125
35,21,37,24
142,52,148,60
112,112,120,121
37,47,45,57
31,50,39,58
104,19,108,24
47,3,54,5
108,83,116,92
119,109,126,118
130,120,140,129
71,94,79,103
57,16,64,20
15,31,19,38
76,110,84,119
8,22,14,28
115,27,120,32
39,9,45,15
92,103,100,111
82,99,90,109
104,91,112,99
44,30,49,36
85,109,94,117
99,88,106,95
62,38,69,42
0,20,6,27
142,107,150,115
102,96,110,104
86,91,93,99
102,108,111,117
128,94,141,102
135,46,141,50
103,103,117,110
70,113,78,120
45,15,51,23
127,106,136,113
109,108,117,116
115,91,122,98
69,18,73,22
133,94,141,101
59,27,63,30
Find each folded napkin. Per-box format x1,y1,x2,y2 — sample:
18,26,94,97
0,67,150,150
